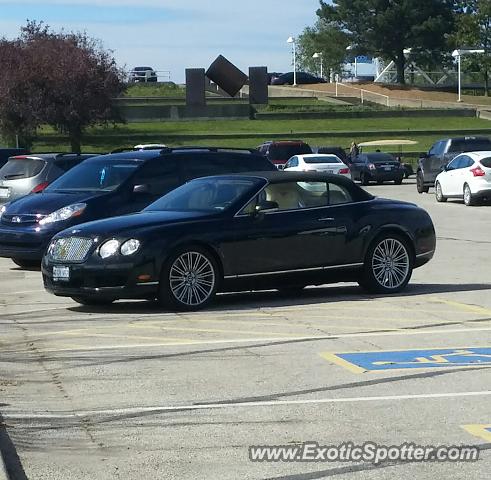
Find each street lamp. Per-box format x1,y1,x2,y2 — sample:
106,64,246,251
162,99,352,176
346,45,357,78
287,36,297,86
452,49,484,102
312,52,323,79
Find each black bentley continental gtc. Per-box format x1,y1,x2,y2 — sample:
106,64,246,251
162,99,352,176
42,172,436,310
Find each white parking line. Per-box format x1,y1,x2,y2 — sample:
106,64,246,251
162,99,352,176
37,326,491,352
5,391,491,419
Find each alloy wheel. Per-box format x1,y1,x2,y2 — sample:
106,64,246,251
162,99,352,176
371,238,410,290
169,251,216,307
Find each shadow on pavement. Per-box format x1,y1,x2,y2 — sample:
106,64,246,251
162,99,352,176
68,282,491,315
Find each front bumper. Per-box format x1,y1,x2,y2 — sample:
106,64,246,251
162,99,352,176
42,258,160,300
0,226,54,260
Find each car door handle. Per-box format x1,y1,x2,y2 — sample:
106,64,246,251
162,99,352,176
318,217,335,222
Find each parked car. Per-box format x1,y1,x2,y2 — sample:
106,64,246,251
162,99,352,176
0,153,97,205
435,151,491,206
0,148,30,167
417,136,491,193
0,147,275,268
129,67,157,83
271,72,326,85
267,72,283,84
42,171,436,309
284,154,350,178
316,146,349,164
257,140,312,168
349,153,405,185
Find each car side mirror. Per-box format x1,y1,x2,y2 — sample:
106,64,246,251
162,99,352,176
255,200,279,215
277,164,285,171
133,184,150,194
441,164,449,172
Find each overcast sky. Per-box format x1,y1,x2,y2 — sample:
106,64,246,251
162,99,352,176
0,0,321,82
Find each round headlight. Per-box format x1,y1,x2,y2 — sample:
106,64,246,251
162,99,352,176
121,239,140,256
99,239,120,259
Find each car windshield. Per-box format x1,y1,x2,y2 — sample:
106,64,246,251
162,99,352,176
145,177,260,213
480,157,491,168
45,160,140,192
304,155,341,164
0,158,46,179
367,154,396,163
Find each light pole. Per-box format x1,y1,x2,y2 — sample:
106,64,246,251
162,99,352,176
452,49,484,102
346,45,357,79
312,52,323,79
287,36,297,86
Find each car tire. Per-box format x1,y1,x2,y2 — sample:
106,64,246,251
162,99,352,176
360,173,369,186
12,258,40,269
158,246,220,311
463,183,476,206
394,178,403,185
416,171,429,193
358,234,413,294
71,297,115,306
435,181,447,202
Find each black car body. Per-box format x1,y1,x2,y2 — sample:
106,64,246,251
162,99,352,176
0,148,275,267
417,136,491,193
257,140,312,168
316,146,349,164
349,153,405,185
271,72,326,85
42,172,436,310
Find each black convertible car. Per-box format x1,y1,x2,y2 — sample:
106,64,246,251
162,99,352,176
42,172,436,310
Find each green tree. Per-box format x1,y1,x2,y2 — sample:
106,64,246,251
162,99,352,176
0,21,126,152
296,20,350,79
318,0,455,84
453,1,491,95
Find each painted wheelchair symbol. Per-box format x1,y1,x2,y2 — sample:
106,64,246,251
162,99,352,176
372,349,491,367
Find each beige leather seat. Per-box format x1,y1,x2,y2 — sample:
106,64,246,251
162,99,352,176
265,184,302,210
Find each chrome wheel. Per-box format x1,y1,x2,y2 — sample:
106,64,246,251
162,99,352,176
169,251,216,306
371,238,410,290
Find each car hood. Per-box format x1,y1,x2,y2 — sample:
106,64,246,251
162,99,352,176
5,191,107,215
59,210,216,237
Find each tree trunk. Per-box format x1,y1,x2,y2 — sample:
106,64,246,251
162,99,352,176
395,52,405,84
485,70,489,97
69,126,82,154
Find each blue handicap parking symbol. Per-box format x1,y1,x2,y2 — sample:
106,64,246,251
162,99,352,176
325,347,491,373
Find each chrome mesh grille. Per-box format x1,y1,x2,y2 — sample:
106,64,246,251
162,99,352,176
49,237,93,262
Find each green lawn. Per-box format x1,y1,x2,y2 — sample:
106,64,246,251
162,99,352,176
123,83,185,97
31,115,491,166
37,116,490,137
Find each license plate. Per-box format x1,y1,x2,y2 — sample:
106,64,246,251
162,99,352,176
0,188,10,199
326,170,334,174
384,167,392,171
53,266,70,281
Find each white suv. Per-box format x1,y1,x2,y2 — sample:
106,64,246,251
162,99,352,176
435,151,491,206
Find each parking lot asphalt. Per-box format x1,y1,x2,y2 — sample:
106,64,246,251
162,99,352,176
0,180,490,480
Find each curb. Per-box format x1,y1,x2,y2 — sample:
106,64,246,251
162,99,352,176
0,450,9,480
